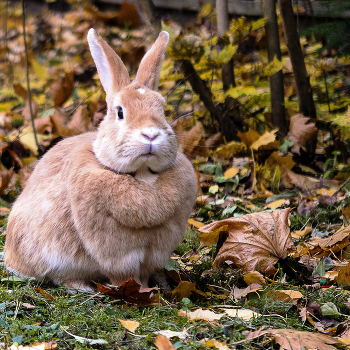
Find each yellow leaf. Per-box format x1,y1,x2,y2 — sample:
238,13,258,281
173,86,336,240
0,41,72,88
118,319,140,333
188,218,205,229
243,271,266,286
264,199,287,210
154,334,176,350
291,227,312,240
15,127,49,155
224,167,239,179
251,129,278,151
263,56,284,77
31,59,49,80
198,224,228,248
171,281,196,301
202,339,230,349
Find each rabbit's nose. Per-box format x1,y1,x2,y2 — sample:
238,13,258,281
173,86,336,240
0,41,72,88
142,128,159,141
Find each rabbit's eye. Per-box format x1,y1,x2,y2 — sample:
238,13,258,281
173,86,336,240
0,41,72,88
117,107,124,120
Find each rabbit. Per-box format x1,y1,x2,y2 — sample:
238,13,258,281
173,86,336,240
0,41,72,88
4,29,197,291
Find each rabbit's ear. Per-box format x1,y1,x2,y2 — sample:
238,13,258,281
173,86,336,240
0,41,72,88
135,31,169,91
87,29,130,96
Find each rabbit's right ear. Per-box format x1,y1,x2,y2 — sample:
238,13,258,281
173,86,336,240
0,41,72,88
87,29,130,96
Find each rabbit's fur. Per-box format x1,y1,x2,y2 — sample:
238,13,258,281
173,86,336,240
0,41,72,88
4,30,197,291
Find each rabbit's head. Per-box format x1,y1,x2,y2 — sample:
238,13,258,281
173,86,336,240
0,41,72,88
87,29,177,179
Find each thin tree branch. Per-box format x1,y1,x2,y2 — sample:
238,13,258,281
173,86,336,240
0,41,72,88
21,0,39,152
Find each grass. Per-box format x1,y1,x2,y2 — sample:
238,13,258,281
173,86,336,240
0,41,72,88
1,202,350,349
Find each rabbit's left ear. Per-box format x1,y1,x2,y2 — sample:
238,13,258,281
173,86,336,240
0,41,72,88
135,31,169,91
87,29,130,96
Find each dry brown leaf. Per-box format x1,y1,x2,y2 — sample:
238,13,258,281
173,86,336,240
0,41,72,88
246,328,340,350
243,271,266,286
154,334,176,350
67,105,90,134
22,99,39,121
94,278,159,305
342,205,350,223
13,83,28,100
171,281,196,301
287,114,318,154
337,262,350,286
214,141,247,158
118,319,140,333
177,122,204,157
50,110,77,137
237,128,260,147
199,209,295,274
0,168,13,197
50,72,75,107
232,283,262,299
268,290,303,302
265,152,296,170
280,168,320,191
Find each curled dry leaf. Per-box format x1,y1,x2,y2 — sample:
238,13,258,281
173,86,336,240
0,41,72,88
183,308,226,322
287,114,318,154
0,168,14,196
243,271,266,286
198,209,295,274
93,278,159,305
250,129,278,151
50,71,75,107
246,328,340,350
10,342,57,350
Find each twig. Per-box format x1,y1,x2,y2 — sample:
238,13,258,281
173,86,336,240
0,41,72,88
332,179,350,197
21,0,39,151
78,292,101,306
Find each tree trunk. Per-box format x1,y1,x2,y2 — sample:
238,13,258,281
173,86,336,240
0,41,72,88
216,0,235,90
277,0,316,119
262,0,287,137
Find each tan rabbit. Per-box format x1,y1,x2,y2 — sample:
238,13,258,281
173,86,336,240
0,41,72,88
4,29,197,291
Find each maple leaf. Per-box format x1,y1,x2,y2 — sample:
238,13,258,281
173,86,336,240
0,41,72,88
199,209,295,274
93,278,159,305
246,328,341,350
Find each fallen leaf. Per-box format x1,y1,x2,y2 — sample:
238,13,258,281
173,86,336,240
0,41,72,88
268,290,303,302
232,283,262,299
154,334,176,350
246,328,340,350
199,209,295,274
188,218,205,229
22,303,35,310
171,281,196,301
287,114,318,154
50,71,75,107
251,129,278,151
214,141,247,158
243,271,266,286
0,169,14,197
34,115,53,134
13,83,28,101
201,339,230,349
33,288,57,300
291,227,312,240
222,308,261,321
22,99,39,121
10,342,57,350
157,329,189,340
280,168,320,191
264,199,288,210
237,128,260,147
224,167,239,179
198,225,228,248
67,105,90,134
185,308,226,321
118,319,140,333
94,278,159,305
177,122,204,157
